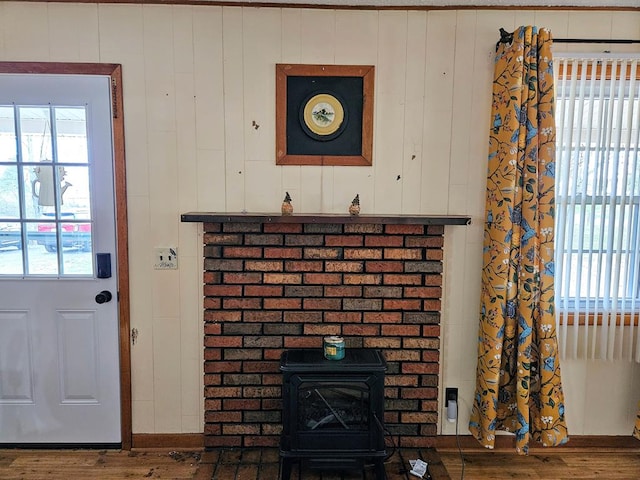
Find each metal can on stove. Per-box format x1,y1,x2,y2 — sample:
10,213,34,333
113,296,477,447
323,336,345,360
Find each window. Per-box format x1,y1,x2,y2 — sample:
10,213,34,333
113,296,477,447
554,55,640,360
0,104,94,276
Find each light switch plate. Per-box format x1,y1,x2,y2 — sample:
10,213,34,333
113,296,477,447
154,247,178,269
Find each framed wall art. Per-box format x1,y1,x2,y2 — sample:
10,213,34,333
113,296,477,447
275,64,375,166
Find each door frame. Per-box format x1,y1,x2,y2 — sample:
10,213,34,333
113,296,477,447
0,62,132,449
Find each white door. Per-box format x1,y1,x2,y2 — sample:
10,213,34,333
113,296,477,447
0,74,120,444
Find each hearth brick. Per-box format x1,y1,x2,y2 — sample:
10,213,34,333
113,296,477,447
205,361,241,373
364,235,404,247
383,299,422,310
263,273,302,284
202,221,444,448
285,285,323,296
264,298,302,309
264,247,303,258
324,286,363,297
284,336,322,348
344,224,383,234
224,246,263,258
385,224,424,235
245,260,284,271
303,273,342,284
324,311,362,323
342,324,380,336
344,248,384,259
384,350,421,362
223,399,260,410
245,234,283,245
363,312,402,323
223,223,261,233
383,274,423,285
382,325,420,336
284,260,323,271
303,324,341,336
325,260,364,272
264,223,302,233
325,235,364,246
204,336,242,348
206,412,242,423
222,298,261,309
204,323,222,335
244,285,283,297
203,233,241,244
204,285,242,297
223,272,262,284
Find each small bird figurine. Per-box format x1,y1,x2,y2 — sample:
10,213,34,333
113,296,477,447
281,192,293,216
349,194,360,216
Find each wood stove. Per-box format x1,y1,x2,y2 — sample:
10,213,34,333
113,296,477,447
280,348,387,480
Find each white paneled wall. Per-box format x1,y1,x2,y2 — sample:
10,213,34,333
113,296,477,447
1,2,639,435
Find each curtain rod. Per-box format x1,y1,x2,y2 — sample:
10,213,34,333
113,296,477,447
497,28,640,49
554,39,640,44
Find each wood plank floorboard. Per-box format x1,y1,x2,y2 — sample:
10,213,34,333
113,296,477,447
1,447,639,479
0,449,202,480
438,450,640,479
0,448,444,480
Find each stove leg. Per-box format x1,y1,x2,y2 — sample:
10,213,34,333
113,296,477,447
279,457,292,480
375,458,387,480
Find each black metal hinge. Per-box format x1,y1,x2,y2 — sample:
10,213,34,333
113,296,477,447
111,77,118,119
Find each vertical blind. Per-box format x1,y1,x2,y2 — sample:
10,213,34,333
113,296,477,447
554,54,640,362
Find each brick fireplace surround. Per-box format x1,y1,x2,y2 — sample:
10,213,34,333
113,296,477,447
181,213,470,450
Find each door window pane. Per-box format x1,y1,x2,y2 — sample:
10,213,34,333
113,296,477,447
60,166,91,220
55,108,88,164
0,165,19,218
19,107,53,163
0,106,17,163
0,222,23,275
26,224,58,275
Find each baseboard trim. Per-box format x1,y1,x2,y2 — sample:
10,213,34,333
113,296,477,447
132,432,640,452
132,433,204,450
436,434,640,453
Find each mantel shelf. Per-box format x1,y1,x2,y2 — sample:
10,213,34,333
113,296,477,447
180,212,471,226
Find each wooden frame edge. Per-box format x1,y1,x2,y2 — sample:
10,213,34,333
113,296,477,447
0,61,132,450
275,63,374,166
111,64,133,451
132,433,205,450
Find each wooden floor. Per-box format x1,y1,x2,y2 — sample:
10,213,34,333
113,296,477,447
1,446,639,479
0,448,447,480
206,447,447,479
439,450,640,479
0,449,204,479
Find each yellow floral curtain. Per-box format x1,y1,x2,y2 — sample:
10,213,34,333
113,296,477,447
469,26,569,454
634,403,640,440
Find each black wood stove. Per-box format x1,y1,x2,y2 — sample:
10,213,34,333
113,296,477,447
279,348,387,480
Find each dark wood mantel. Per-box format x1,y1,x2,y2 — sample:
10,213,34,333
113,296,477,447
180,212,471,225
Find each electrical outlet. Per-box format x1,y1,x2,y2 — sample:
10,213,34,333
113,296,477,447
445,387,458,406
445,387,458,422
154,247,178,269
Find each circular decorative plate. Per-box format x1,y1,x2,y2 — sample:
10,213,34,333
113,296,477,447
300,93,346,141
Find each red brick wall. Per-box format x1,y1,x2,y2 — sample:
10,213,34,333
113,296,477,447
202,221,444,449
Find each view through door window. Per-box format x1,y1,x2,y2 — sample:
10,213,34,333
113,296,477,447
0,105,93,276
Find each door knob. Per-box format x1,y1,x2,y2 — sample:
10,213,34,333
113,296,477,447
95,290,113,304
